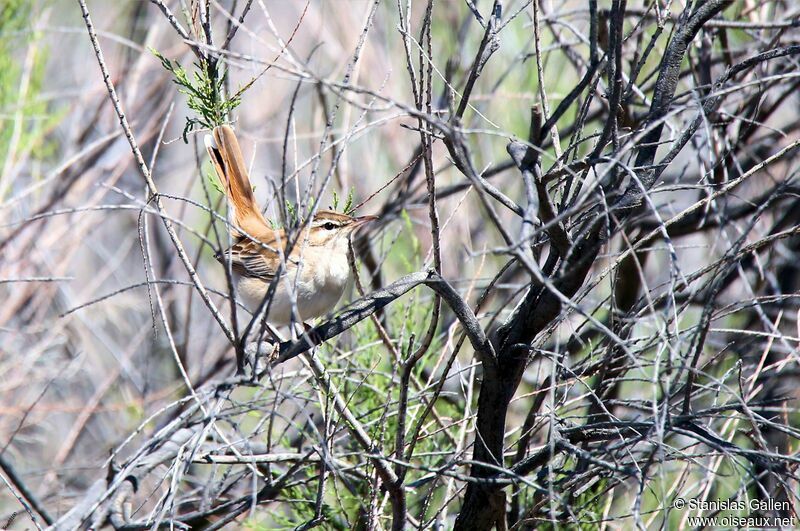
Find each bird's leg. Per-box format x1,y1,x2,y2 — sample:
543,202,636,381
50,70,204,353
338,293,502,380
263,342,279,369
244,340,280,379
243,322,284,377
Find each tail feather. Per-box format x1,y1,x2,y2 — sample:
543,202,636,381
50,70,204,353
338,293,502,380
205,125,269,237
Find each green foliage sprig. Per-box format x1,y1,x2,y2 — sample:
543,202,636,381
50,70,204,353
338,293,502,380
331,188,355,215
151,49,254,142
266,201,301,230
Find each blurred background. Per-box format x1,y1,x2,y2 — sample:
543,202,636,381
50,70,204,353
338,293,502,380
2,0,800,529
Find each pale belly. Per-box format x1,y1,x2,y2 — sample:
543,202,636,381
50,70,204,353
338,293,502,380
237,253,350,326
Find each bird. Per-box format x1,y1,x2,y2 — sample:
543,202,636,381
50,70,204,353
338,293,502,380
204,125,376,327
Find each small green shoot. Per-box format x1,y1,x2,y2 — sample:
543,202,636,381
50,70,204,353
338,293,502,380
267,201,301,229
331,188,356,214
206,171,224,195
151,48,255,142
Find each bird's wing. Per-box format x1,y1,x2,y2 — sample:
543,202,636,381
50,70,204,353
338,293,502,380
216,238,290,281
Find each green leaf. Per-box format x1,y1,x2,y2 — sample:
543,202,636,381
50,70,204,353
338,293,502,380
150,47,250,142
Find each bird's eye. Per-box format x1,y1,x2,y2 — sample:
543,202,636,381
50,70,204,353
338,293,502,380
323,222,337,230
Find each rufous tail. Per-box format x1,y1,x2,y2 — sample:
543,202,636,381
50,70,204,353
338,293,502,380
205,125,269,237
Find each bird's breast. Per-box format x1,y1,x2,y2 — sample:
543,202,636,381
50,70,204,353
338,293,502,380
311,248,350,293
237,246,352,325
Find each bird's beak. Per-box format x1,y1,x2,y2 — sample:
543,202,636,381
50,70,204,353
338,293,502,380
351,215,379,231
354,215,378,225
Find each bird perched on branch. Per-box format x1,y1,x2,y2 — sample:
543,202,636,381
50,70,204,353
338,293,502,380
205,125,376,326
